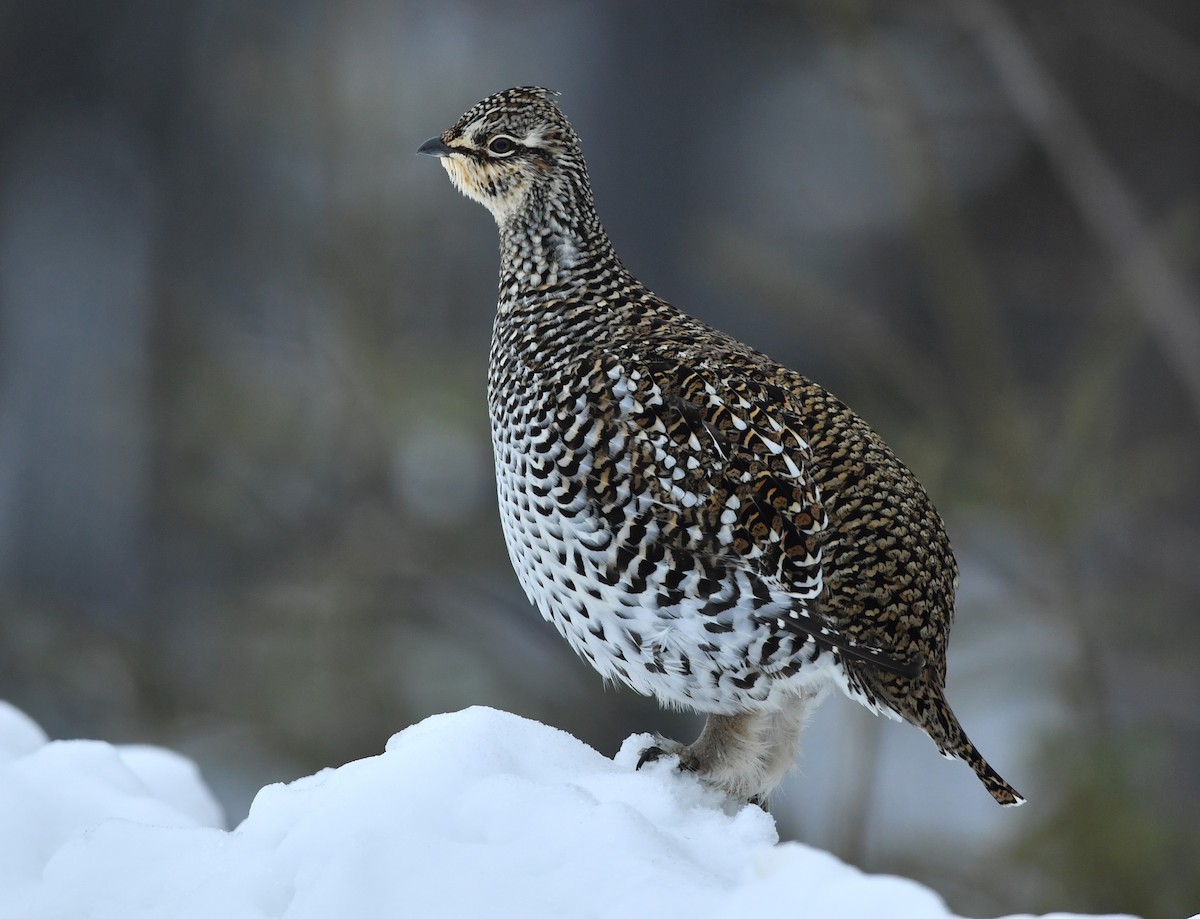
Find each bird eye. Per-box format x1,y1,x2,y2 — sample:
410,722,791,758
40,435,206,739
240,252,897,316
487,136,517,156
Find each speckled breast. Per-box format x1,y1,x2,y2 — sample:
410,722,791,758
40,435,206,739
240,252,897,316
486,314,841,714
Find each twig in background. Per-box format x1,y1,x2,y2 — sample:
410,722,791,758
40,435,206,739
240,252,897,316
954,0,1200,422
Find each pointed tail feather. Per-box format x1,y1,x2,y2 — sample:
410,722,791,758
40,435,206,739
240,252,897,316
856,671,1025,806
950,735,1025,807
922,691,1025,806
969,746,1025,807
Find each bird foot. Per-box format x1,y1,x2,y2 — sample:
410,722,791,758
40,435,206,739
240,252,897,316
635,735,770,809
635,737,694,772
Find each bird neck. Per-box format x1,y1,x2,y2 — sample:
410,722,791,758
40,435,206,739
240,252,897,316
496,173,624,300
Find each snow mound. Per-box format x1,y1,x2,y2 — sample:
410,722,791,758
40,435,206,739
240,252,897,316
0,702,1130,919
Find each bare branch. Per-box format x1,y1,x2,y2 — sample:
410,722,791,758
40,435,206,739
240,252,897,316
1076,0,1200,108
954,0,1200,422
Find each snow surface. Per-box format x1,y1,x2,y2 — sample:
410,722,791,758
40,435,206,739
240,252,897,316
0,700,1132,919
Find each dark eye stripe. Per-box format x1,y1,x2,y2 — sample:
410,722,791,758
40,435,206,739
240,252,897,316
449,135,544,162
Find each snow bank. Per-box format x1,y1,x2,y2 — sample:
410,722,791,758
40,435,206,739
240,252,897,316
0,700,1129,919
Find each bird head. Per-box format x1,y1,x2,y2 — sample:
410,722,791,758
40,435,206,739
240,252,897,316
417,87,590,229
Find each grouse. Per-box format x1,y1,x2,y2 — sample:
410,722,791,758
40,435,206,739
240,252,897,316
418,86,1023,808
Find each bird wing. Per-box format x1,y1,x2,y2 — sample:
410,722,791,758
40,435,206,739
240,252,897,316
569,345,924,678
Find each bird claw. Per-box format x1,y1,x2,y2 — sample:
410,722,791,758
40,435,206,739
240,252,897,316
635,745,668,771
635,739,694,772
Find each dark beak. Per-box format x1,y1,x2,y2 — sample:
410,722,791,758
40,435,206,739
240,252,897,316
417,136,452,157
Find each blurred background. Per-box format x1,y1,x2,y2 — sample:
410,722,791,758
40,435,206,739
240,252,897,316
1,1,1197,916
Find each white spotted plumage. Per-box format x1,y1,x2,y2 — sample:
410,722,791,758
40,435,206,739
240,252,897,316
489,342,840,712
421,86,1025,807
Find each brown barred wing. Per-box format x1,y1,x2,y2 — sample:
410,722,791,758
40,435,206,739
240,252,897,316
575,348,923,678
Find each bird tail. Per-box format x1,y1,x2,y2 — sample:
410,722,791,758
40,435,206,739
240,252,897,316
951,736,1026,807
847,667,1026,806
932,704,1025,807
